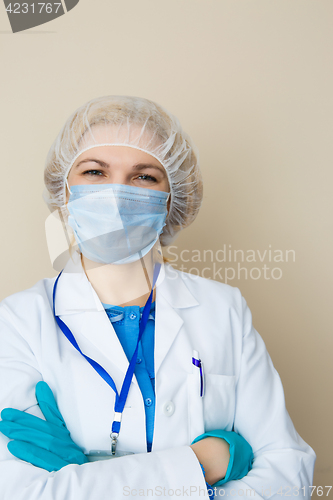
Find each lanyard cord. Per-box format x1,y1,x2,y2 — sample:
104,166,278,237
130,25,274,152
52,263,161,450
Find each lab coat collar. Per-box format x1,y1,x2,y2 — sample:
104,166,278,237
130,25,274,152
54,251,104,316
157,264,199,309
154,264,200,374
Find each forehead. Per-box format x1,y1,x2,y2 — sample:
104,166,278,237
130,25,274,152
78,123,160,150
72,144,164,168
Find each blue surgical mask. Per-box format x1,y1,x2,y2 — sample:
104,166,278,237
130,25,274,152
67,184,169,265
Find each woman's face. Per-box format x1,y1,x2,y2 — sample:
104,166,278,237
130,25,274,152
67,145,170,200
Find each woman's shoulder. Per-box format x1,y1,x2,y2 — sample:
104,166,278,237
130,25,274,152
0,275,56,319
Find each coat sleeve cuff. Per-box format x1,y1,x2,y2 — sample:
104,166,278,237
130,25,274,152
199,463,215,500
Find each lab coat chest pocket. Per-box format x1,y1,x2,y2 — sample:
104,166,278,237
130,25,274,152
187,373,236,443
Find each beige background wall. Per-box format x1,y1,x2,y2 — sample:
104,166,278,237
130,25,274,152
1,0,332,489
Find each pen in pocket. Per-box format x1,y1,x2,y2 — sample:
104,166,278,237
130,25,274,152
192,350,205,397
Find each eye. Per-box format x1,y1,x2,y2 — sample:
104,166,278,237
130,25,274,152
137,174,157,182
82,169,104,176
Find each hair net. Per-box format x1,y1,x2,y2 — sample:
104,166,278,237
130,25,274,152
44,96,203,246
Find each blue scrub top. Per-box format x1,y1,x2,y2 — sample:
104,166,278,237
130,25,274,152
103,301,156,452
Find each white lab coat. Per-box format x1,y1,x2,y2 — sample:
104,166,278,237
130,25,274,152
0,252,315,499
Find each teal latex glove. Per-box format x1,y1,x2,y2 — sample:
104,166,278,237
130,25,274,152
0,381,88,472
192,429,254,486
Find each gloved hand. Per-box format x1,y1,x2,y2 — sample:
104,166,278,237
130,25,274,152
0,381,88,472
192,429,253,486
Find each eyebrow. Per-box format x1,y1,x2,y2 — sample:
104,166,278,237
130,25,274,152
74,158,166,176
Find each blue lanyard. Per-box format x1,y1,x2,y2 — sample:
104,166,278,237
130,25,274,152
52,263,160,454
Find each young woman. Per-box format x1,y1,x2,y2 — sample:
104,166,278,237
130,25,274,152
0,96,315,499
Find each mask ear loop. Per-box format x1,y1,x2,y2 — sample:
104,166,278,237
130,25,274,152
61,177,75,256
139,251,152,291
166,192,171,216
66,178,73,196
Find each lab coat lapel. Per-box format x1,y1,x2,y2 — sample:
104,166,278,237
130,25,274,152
78,310,133,383
154,264,199,374
54,252,132,383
